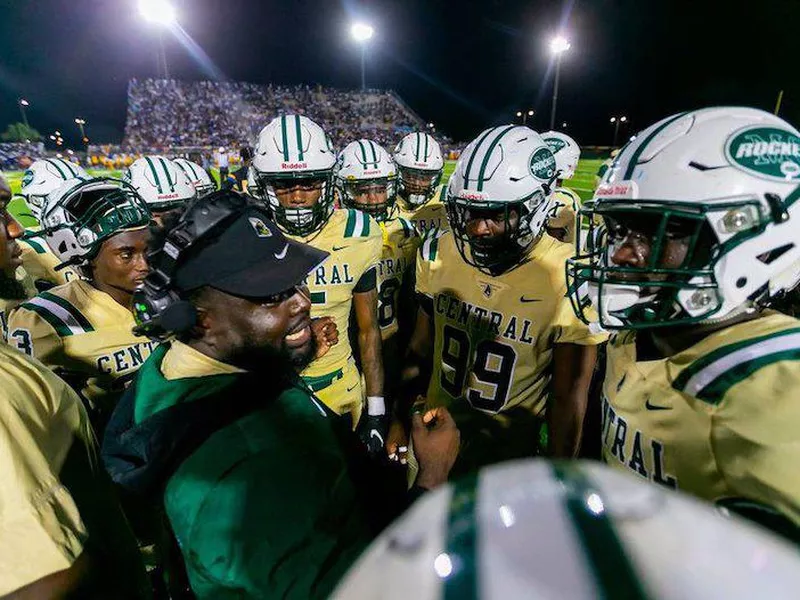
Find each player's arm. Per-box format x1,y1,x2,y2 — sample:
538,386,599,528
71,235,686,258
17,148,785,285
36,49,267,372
353,267,388,454
712,366,800,540
548,343,598,458
400,293,434,409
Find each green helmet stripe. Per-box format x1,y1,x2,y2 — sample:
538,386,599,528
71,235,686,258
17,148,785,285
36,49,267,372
61,159,78,178
45,158,68,179
551,463,648,599
368,140,378,164
462,127,498,189
295,115,305,161
443,473,479,600
357,140,369,165
415,132,421,162
280,115,290,162
144,156,164,194
158,157,175,191
476,125,516,192
185,160,199,180
623,112,689,180
39,291,94,332
424,133,429,160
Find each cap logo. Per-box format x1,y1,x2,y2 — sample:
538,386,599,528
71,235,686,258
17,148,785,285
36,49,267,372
248,217,273,238
22,170,34,187
725,126,800,182
274,243,289,260
529,147,557,180
544,137,567,154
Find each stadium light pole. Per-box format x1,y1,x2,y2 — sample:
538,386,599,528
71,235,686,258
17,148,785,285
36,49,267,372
139,0,177,79
351,22,374,91
610,115,628,147
75,118,89,162
18,99,30,129
549,36,571,130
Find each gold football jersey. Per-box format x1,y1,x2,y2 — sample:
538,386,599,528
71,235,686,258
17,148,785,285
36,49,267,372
547,187,581,245
19,227,78,291
377,216,420,341
397,187,448,236
6,279,158,416
287,209,382,381
416,231,608,418
602,311,800,525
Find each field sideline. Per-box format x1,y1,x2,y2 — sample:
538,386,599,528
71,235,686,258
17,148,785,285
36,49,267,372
5,159,601,228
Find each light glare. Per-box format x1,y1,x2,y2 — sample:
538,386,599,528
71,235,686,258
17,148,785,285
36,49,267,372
139,0,177,25
499,505,516,528
434,553,453,578
351,22,374,42
586,493,605,515
550,35,571,55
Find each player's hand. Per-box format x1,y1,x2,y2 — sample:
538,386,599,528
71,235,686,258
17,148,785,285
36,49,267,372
412,406,460,490
312,317,339,359
357,413,390,456
386,417,409,464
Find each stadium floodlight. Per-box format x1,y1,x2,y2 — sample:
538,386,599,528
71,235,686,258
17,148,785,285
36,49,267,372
49,135,56,141
516,111,523,118
610,115,629,147
351,22,374,91
139,0,176,25
549,35,571,130
562,122,568,128
527,110,534,116
18,98,30,128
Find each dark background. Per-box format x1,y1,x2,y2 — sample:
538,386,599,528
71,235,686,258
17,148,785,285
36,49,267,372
0,0,795,147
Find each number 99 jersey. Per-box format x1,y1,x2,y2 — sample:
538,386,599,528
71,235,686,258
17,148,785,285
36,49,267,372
377,217,419,341
416,230,607,419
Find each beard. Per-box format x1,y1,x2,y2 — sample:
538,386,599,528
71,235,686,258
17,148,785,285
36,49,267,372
286,334,317,372
0,270,28,301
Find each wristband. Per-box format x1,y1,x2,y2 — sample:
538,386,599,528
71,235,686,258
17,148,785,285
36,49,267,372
367,396,386,416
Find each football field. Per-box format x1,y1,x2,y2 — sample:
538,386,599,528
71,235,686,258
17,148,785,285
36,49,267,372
5,158,602,227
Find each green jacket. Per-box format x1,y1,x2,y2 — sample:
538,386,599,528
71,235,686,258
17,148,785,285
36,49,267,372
104,344,389,599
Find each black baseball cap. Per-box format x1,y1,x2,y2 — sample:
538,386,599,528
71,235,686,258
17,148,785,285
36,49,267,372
174,206,328,298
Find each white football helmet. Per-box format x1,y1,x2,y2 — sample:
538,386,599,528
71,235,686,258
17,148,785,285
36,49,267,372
335,139,398,221
542,131,581,181
567,106,800,330
123,156,196,213
20,158,89,220
40,177,150,267
393,132,444,208
333,459,800,600
445,125,556,272
173,157,216,198
251,114,337,236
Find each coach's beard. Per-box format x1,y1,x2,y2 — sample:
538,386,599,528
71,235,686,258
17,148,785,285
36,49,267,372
0,270,28,301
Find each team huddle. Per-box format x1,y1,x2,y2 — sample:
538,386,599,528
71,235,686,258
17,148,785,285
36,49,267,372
3,104,800,598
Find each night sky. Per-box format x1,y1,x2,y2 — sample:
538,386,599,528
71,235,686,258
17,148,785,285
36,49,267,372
0,0,796,148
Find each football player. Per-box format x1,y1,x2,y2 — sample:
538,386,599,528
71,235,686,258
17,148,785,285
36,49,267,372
402,125,607,475
0,174,35,342
7,178,155,430
567,106,800,536
337,139,420,455
174,156,217,198
18,158,86,289
252,115,386,453
123,155,196,224
394,132,448,234
542,131,582,244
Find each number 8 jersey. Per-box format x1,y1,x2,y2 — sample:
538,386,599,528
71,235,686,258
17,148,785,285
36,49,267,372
416,230,608,418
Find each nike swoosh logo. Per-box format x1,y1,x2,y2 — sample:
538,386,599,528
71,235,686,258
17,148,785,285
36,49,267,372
520,297,542,303
645,399,671,411
274,244,288,259
370,431,385,445
333,245,348,251
346,384,358,392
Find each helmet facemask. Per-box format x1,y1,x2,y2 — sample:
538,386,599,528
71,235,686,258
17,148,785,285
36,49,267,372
566,198,773,329
447,191,545,275
254,170,335,237
397,166,442,209
338,175,398,222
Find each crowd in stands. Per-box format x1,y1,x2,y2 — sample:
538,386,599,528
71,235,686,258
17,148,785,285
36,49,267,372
0,142,43,170
123,78,455,152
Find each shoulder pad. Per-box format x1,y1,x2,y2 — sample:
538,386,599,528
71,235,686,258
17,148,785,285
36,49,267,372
419,228,446,262
18,290,94,337
343,209,376,239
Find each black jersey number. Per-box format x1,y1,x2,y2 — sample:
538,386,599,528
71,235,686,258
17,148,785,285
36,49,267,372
440,324,517,412
378,277,400,328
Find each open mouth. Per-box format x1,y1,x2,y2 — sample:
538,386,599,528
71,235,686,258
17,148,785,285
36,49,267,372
284,319,312,347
